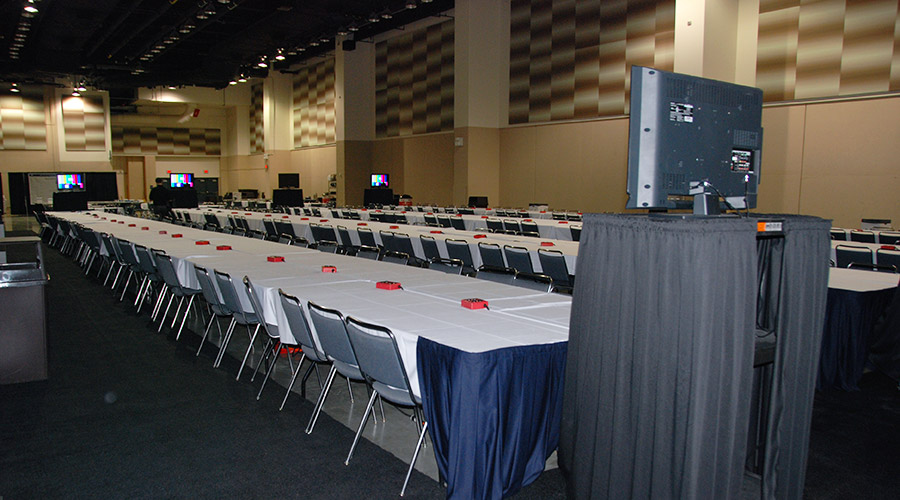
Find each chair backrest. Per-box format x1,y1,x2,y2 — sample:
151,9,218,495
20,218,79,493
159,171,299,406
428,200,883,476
358,227,378,247
478,242,505,268
829,229,847,241
153,250,184,290
450,216,466,230
879,232,900,245
875,248,900,271
337,226,355,248
194,265,229,313
834,244,874,268
278,289,327,361
436,215,451,228
242,276,278,339
116,238,139,266
570,226,582,242
419,235,441,261
503,245,534,274
538,248,571,286
345,316,416,406
486,218,503,231
446,239,474,267
262,219,277,237
502,219,520,233
424,215,438,226
849,230,876,243
567,213,582,221
520,221,539,235
214,269,259,325
475,265,517,285
380,231,398,253
205,213,220,227
552,213,566,220
250,230,266,239
275,220,296,238
513,272,554,292
307,301,363,380
278,234,295,245
133,244,158,274
392,233,416,257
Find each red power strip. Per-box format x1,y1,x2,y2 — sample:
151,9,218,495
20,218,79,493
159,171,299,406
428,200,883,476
461,298,489,310
376,281,401,290
322,265,337,273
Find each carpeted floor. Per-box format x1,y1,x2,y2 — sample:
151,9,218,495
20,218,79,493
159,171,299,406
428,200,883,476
2,229,897,499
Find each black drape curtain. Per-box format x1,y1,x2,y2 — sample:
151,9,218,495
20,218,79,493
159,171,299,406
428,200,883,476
761,215,831,499
84,172,118,201
559,214,759,499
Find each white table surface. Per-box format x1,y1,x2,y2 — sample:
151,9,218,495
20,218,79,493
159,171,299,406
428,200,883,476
828,267,899,292
52,211,571,398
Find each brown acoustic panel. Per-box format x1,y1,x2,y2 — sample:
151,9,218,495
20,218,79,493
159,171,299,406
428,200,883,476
62,95,106,151
249,83,264,153
376,19,454,138
757,0,900,101
112,126,221,156
509,0,675,125
292,58,336,148
0,88,46,150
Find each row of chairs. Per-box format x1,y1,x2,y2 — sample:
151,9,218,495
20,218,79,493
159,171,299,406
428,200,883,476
45,213,427,496
832,244,900,273
830,228,900,244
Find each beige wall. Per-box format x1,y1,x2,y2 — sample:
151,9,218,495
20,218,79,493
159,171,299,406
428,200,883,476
499,119,630,212
369,133,455,207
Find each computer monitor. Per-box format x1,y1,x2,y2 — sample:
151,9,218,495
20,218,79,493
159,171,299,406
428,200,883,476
625,66,764,215
57,173,84,190
370,174,390,188
170,173,194,188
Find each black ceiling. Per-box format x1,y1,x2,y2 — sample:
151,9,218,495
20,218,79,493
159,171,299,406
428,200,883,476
0,0,454,91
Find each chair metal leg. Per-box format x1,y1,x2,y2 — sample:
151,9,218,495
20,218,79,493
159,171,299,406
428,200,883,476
345,391,378,465
170,296,185,328
306,366,338,434
197,314,217,357
235,323,261,380
255,341,281,400
151,285,168,321
279,353,308,410
175,295,195,340
119,270,134,302
214,318,237,368
158,293,175,332
251,338,275,382
401,421,429,497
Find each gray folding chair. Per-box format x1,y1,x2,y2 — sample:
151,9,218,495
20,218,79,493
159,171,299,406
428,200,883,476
278,290,330,410
849,230,876,243
538,248,573,292
512,272,554,292
449,216,466,231
345,316,429,496
477,242,505,268
486,218,503,232
153,250,203,339
428,258,465,275
242,276,285,399
213,270,262,379
835,244,874,268
503,245,535,274
419,235,442,262
446,239,476,276
305,301,370,435
194,265,233,358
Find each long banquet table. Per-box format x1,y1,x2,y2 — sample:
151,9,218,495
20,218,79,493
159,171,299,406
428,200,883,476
51,211,570,499
177,207,580,273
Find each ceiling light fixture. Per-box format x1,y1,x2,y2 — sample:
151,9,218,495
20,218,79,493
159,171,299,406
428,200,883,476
167,85,177,90
229,79,237,85
368,15,380,23
237,75,247,83
406,1,417,8
71,90,81,97
257,59,268,68
11,83,20,93
275,49,285,61
308,41,319,47
196,11,209,20
24,4,38,13
348,25,359,32
381,11,393,19
76,82,87,92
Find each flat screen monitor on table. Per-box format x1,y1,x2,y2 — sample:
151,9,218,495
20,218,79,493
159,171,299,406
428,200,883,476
57,173,84,190
625,65,764,215
170,173,194,188
371,173,390,188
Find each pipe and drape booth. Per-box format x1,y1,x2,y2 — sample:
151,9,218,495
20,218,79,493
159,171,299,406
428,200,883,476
559,214,830,499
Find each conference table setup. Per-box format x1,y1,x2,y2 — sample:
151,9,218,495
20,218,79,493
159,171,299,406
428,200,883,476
46,210,570,499
830,227,900,244
174,207,580,274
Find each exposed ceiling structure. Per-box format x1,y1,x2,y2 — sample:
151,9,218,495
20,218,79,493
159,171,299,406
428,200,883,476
0,0,454,91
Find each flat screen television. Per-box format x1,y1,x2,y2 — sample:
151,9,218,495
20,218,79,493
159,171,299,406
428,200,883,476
370,173,389,188
625,66,763,215
170,173,194,188
57,173,84,190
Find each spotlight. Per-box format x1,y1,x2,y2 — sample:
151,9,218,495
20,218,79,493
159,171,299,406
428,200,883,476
308,41,319,47
196,11,209,20
275,49,285,61
348,25,359,32
381,11,393,19
257,60,268,68
11,83,20,93
229,80,237,85
76,82,87,92
406,1,417,8
24,5,38,13
368,15,380,23
72,90,81,97
167,85,177,90
237,75,247,83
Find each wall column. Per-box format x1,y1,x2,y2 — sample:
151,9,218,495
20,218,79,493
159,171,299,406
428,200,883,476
335,39,375,206
453,0,508,207
674,0,759,85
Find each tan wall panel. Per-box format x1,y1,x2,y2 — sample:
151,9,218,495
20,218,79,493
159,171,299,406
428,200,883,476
290,146,337,198
500,118,628,212
402,133,454,206
798,96,900,227
337,140,373,206
757,105,805,213
371,139,406,192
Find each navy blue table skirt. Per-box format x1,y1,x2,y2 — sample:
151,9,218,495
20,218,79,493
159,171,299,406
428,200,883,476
817,286,897,391
417,338,567,499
